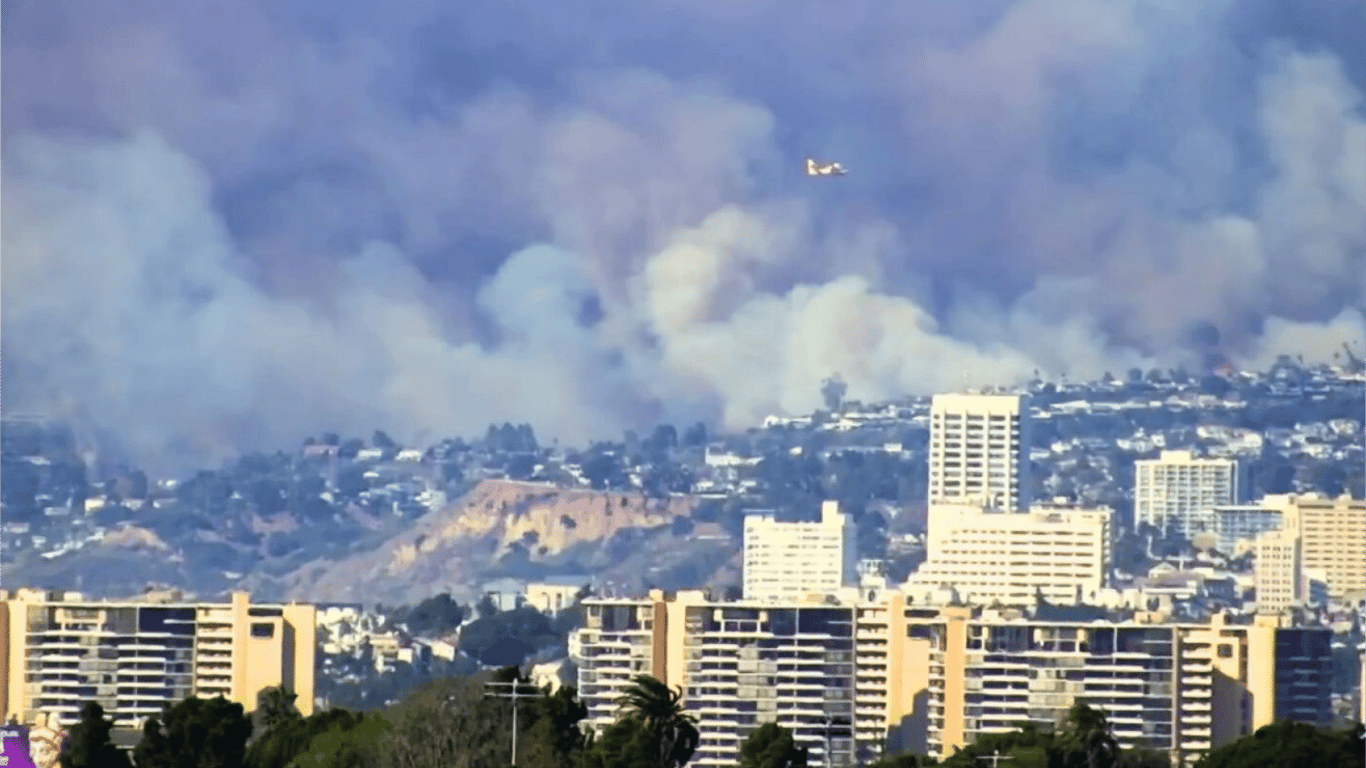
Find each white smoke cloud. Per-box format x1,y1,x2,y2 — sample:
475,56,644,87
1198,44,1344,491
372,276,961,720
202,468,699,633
2,0,1364,471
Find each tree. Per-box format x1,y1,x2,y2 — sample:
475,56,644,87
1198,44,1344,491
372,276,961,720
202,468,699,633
938,722,1054,767
515,423,539,452
682,422,708,448
739,723,808,768
335,466,369,498
821,375,848,412
1116,749,1171,768
134,695,253,768
246,709,360,768
648,425,678,454
401,593,465,636
253,686,302,740
517,682,589,768
60,701,133,768
507,453,538,480
1193,721,1364,768
287,715,389,768
1198,375,1232,397
337,438,364,460
617,675,700,768
1055,703,1119,768
867,755,938,768
382,675,514,768
578,718,660,768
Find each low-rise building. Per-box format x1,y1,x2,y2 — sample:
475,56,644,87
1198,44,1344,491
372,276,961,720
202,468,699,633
525,576,591,616
909,504,1113,606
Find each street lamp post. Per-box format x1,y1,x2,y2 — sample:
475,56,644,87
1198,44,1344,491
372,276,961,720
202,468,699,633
483,679,542,766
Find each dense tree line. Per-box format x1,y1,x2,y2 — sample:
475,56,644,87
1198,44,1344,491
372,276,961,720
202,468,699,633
58,677,1364,768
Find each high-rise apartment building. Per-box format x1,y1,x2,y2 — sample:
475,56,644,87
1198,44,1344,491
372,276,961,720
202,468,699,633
910,504,1113,606
1281,493,1365,601
1,589,315,728
571,591,1328,768
574,589,889,768
743,501,857,601
1134,451,1246,539
1254,528,1302,611
1209,503,1285,554
925,609,1330,767
928,394,1031,513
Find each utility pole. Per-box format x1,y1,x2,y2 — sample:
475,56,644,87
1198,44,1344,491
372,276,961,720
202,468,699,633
483,679,541,766
977,749,1006,767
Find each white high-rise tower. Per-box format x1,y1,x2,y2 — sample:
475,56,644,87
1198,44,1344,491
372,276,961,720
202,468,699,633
928,393,1031,513
1134,450,1245,539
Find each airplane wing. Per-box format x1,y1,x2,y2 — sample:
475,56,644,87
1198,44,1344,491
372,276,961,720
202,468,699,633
805,158,847,176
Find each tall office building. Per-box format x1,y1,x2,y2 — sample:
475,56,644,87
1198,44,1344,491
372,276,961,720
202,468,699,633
571,591,1328,768
1134,450,1245,539
743,501,857,601
928,394,1031,513
909,504,1113,606
1,589,315,728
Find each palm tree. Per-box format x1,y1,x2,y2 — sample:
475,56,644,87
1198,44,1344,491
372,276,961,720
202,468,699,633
1057,703,1119,768
617,675,700,768
255,686,301,735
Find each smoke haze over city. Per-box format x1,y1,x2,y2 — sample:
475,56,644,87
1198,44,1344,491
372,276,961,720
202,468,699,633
2,0,1364,472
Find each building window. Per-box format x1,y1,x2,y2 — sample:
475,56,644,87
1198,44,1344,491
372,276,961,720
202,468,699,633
251,622,276,638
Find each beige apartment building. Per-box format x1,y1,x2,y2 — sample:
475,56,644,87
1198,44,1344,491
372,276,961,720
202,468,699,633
912,504,1113,606
743,501,858,600
925,608,1330,767
571,590,1329,768
928,393,1031,513
1254,527,1302,611
1,589,315,728
1280,493,1365,601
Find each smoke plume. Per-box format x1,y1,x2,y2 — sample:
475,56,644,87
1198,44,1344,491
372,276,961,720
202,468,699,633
3,0,1363,472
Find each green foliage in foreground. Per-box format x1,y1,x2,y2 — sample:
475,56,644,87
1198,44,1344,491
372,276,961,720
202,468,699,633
63,675,1364,768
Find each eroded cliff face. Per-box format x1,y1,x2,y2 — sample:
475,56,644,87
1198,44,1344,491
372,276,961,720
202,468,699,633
100,524,173,553
290,480,701,604
390,480,696,570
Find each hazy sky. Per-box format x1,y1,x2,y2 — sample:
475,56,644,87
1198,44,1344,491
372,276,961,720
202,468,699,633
3,0,1364,472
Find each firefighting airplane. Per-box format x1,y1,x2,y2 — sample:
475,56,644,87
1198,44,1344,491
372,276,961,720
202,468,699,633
805,157,848,176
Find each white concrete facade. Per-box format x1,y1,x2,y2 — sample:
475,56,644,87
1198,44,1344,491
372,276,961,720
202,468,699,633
1254,527,1302,611
743,501,857,601
909,504,1113,606
1134,450,1245,539
928,394,1031,514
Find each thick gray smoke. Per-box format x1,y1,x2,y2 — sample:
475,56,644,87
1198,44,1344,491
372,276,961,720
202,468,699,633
3,0,1364,473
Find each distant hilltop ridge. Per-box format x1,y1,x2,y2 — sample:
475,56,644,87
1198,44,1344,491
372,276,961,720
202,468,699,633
283,479,703,606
